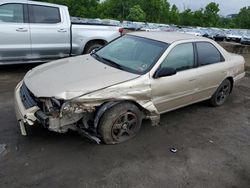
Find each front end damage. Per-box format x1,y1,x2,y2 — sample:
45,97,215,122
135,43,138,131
14,78,160,144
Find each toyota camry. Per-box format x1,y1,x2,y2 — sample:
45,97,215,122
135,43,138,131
15,32,245,144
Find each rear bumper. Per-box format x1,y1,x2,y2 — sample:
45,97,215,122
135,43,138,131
234,72,245,84
232,38,241,42
14,81,40,135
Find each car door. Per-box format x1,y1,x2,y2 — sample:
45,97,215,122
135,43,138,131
192,42,228,101
151,42,198,113
28,4,70,61
0,3,31,64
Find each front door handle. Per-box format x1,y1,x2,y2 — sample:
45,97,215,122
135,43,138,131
57,29,67,33
16,28,28,32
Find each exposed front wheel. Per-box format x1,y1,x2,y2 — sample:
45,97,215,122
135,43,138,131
98,102,142,144
209,79,232,107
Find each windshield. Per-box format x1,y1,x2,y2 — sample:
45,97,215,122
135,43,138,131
231,30,242,35
93,35,169,75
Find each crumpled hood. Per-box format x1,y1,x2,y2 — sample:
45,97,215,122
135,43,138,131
24,55,139,100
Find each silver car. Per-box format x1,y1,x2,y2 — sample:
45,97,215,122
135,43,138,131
241,30,250,45
15,32,246,144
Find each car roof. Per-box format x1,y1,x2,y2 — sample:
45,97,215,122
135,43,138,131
128,31,205,44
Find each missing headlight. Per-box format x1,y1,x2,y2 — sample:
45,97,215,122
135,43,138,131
62,102,96,114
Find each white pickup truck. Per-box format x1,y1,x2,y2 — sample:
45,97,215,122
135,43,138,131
0,0,122,65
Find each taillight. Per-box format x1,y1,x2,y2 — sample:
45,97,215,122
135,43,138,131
119,28,124,35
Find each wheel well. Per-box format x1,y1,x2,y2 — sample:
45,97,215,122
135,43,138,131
226,77,234,93
83,39,107,54
123,100,149,118
107,100,149,116
94,100,148,129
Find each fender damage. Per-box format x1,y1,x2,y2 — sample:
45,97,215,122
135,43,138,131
58,76,160,142
15,75,160,143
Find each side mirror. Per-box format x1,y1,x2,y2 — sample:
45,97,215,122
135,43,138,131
154,67,176,78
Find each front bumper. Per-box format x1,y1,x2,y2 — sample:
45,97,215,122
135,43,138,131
231,38,241,42
14,81,40,135
241,40,250,45
15,82,101,143
14,81,87,136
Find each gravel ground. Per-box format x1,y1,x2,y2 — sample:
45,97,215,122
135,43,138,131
0,64,250,188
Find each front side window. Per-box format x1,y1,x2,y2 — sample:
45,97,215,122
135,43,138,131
196,42,224,66
161,43,194,72
29,5,61,24
0,4,24,23
94,35,169,75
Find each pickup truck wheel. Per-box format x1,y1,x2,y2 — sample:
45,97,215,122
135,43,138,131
209,79,231,107
84,43,103,54
98,102,142,144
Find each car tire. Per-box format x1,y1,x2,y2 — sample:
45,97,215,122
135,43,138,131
98,102,142,144
84,43,103,54
209,79,232,107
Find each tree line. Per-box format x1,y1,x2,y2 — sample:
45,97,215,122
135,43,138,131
39,0,250,29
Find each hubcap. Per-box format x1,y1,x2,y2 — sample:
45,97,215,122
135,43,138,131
216,83,230,104
111,112,138,142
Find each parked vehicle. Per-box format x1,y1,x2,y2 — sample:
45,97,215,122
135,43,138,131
201,29,214,39
140,26,159,32
0,0,122,65
211,29,226,41
183,28,202,36
71,17,103,25
158,25,173,32
176,28,185,34
122,21,142,31
226,30,243,42
102,19,121,26
241,31,250,45
199,28,210,38
15,32,245,144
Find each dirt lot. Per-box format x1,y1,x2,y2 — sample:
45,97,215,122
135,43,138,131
0,62,250,188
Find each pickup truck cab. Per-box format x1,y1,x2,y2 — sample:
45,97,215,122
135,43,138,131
0,0,122,65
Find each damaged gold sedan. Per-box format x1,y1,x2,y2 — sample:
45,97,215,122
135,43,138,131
14,32,245,144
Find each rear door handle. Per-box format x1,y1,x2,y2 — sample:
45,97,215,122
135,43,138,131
57,29,67,33
16,28,28,32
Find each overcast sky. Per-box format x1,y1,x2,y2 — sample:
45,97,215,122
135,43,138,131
168,0,250,15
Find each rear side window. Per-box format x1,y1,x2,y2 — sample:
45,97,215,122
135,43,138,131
196,42,224,66
29,5,61,24
0,4,24,23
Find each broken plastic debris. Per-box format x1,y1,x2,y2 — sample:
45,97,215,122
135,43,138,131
170,148,177,153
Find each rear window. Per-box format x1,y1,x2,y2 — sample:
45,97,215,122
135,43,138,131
29,5,61,24
196,42,224,66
